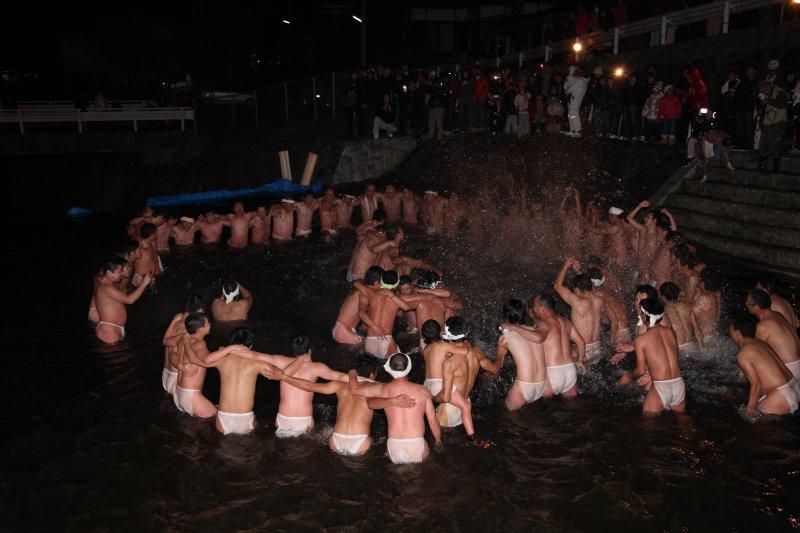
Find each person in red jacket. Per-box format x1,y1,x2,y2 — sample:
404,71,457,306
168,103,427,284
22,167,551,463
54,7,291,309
685,68,708,113
472,67,490,130
658,85,683,145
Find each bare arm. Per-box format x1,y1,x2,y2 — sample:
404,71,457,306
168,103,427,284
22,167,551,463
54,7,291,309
355,220,377,237
502,324,545,343
436,359,456,403
369,240,395,254
414,287,452,299
311,362,349,383
367,395,417,409
554,259,579,306
357,294,384,333
483,337,508,374
104,276,151,305
738,354,761,411
425,396,442,445
559,188,571,214
350,370,387,397
162,313,184,346
661,208,678,231
569,323,586,364
262,365,340,394
626,200,650,231
689,309,705,349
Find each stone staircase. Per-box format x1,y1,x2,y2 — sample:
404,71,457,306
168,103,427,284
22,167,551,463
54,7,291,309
658,152,800,278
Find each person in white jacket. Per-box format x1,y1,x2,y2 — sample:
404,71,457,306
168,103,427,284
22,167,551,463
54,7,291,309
564,65,588,137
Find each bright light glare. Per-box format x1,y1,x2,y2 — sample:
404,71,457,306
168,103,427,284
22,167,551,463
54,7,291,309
282,19,291,25
614,67,624,77
352,15,363,23
572,41,583,52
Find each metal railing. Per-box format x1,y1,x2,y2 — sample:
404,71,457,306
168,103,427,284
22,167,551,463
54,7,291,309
503,0,784,65
243,0,785,131
0,107,195,134
14,100,153,109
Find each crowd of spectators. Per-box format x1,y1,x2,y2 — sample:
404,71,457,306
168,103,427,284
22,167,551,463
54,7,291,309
340,58,800,169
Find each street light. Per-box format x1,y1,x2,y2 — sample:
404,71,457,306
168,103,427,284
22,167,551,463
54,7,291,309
572,41,583,53
282,19,291,25
352,15,363,23
614,67,624,77
780,0,800,22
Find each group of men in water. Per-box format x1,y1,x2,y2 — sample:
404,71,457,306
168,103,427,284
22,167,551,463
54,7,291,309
88,179,800,464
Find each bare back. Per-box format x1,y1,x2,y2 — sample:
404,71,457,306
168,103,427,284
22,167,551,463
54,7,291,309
637,326,681,381
383,380,432,439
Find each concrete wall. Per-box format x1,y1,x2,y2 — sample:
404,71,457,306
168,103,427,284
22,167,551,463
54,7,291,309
331,137,417,185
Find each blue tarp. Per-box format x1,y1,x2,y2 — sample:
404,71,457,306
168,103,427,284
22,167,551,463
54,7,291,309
147,179,324,208
67,207,92,217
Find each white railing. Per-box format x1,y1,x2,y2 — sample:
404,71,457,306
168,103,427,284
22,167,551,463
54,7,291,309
0,107,195,134
15,100,153,110
489,0,785,65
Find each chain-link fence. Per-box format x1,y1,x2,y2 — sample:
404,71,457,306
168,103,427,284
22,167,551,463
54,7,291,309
194,71,346,132
254,71,346,130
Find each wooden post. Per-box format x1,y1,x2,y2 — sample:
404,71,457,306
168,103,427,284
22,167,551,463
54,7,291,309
279,150,292,181
300,152,318,186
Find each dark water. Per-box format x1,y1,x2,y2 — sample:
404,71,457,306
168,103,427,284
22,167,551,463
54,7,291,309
3,214,799,531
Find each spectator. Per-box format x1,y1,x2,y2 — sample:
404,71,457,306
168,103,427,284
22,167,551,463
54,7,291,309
546,85,564,133
363,69,380,135
613,0,628,25
719,68,741,136
658,85,682,145
472,67,490,130
575,5,591,36
731,65,761,149
641,81,664,142
764,59,786,90
785,69,799,154
593,76,613,137
564,65,588,137
757,81,787,172
788,70,800,155
456,70,474,132
373,94,398,139
685,67,709,113
620,74,641,140
531,92,546,134
512,84,531,136
427,75,446,140
502,82,518,136
341,69,365,137
487,95,502,135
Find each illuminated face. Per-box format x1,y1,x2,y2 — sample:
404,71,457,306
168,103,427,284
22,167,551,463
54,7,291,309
386,185,396,194
234,202,244,215
324,189,335,200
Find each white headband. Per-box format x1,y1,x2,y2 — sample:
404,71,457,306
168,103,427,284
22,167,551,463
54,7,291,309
608,207,623,216
383,354,412,379
641,307,664,327
180,216,195,224
223,286,240,304
424,190,437,196
441,325,465,341
591,277,605,287
344,194,355,199
281,199,295,204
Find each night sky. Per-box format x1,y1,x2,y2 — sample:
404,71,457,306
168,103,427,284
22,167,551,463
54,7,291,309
3,2,379,96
